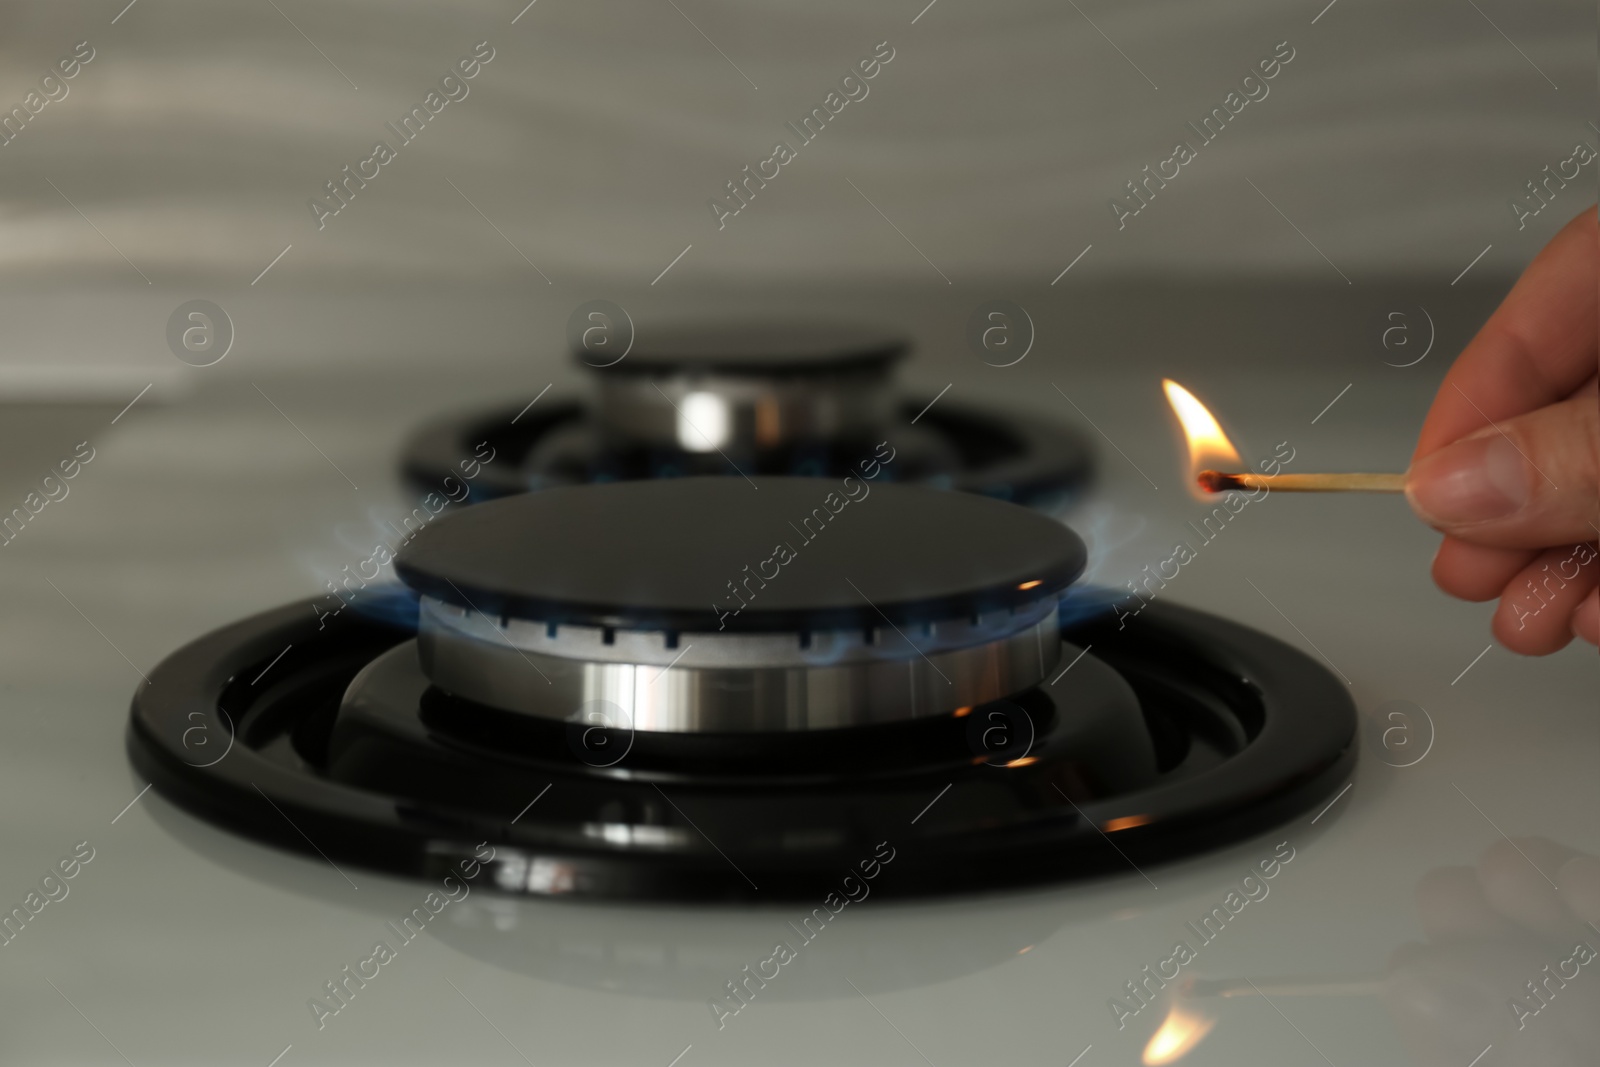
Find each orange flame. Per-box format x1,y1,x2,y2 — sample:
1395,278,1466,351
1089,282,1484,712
1163,380,1240,488
1143,1004,1217,1065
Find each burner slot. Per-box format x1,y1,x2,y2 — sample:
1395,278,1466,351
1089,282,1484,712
414,596,1063,732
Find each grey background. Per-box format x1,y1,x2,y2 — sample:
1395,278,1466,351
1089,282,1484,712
0,1,1590,298
2,0,1590,387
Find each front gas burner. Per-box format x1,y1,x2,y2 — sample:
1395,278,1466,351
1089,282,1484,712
399,321,1093,508
128,479,1355,902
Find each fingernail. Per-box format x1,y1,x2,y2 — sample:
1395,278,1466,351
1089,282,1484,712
1406,435,1531,526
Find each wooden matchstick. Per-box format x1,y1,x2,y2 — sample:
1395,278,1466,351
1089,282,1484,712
1181,973,1387,999
1198,471,1407,494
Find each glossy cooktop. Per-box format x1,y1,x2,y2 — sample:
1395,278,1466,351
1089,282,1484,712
1,280,1593,1067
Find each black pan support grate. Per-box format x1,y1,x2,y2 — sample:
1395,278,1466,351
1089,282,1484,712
129,593,1354,903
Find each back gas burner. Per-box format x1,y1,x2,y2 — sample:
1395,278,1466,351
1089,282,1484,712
399,321,1093,509
128,478,1355,902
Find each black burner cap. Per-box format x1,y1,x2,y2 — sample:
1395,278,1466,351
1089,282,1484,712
583,322,907,377
394,476,1085,633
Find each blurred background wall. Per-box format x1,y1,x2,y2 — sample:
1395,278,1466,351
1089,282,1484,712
0,0,1590,383
0,0,1587,696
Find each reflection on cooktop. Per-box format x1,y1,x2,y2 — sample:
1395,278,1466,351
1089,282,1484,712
1130,837,1600,1067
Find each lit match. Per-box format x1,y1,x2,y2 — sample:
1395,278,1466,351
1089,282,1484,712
1162,380,1407,496
1197,471,1407,494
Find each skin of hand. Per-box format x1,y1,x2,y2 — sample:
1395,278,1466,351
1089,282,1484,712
1405,208,1599,655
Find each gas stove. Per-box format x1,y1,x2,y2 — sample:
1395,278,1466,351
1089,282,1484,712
399,322,1094,508
128,477,1354,902
7,283,1593,1067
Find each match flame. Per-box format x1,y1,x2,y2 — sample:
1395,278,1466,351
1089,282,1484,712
1163,380,1240,485
1142,1004,1217,1066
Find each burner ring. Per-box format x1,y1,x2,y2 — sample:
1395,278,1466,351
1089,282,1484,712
398,323,1093,506
589,322,905,453
400,396,1095,507
392,478,1083,730
596,371,895,454
415,594,1061,731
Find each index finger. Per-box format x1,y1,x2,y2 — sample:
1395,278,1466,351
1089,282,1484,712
1413,207,1598,460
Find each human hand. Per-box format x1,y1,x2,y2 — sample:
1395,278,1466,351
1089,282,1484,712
1405,209,1599,655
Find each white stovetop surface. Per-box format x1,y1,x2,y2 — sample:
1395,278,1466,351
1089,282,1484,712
0,282,1593,1067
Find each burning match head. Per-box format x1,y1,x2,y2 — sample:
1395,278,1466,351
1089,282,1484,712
1197,470,1245,494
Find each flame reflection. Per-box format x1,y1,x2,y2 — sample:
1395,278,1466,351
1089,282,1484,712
1142,1004,1216,1065
1162,380,1240,489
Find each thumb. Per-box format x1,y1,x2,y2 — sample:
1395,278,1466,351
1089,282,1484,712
1405,385,1599,549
